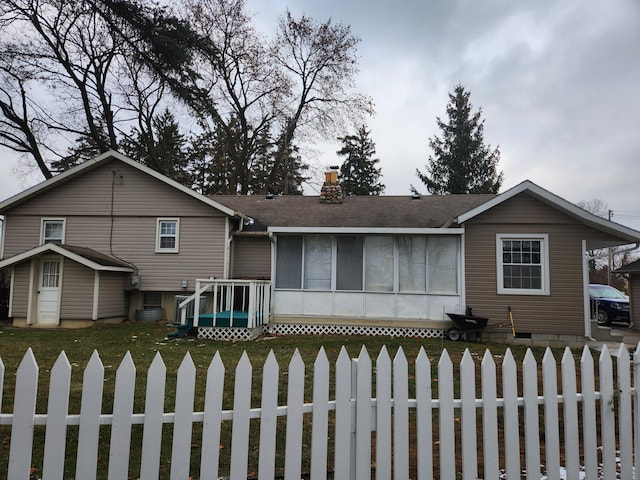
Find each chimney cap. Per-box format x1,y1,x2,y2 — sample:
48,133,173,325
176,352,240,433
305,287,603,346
329,165,339,170
266,193,274,199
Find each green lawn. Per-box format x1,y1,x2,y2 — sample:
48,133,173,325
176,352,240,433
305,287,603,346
0,321,550,479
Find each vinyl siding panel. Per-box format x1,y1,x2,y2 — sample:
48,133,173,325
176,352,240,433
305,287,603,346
60,260,94,319
629,274,640,326
232,236,271,279
463,193,620,336
98,271,126,318
7,161,226,217
115,215,227,291
2,215,41,257
11,263,31,317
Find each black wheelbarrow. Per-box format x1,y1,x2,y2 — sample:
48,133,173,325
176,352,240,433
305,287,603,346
445,312,489,341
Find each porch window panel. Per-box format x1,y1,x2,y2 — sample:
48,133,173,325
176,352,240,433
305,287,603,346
276,235,302,289
398,236,426,293
336,236,363,290
364,236,394,292
427,236,458,294
304,236,332,290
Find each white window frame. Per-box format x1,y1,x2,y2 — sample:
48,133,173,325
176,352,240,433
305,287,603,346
496,233,550,295
156,218,180,253
40,218,66,244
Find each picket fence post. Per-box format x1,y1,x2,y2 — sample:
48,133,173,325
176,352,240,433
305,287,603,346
392,347,409,480
230,352,251,480
438,349,455,479
415,347,433,480
600,345,617,479
75,350,104,480
284,350,304,480
581,344,599,478
542,348,560,480
617,345,633,480
635,344,640,477
333,346,353,479
481,350,499,480
140,352,167,480
310,347,330,480
200,351,225,480
8,347,38,479
460,349,477,480
42,351,71,479
258,351,278,480
502,349,520,480
560,347,580,479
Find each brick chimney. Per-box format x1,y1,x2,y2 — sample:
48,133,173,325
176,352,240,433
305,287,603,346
319,168,343,204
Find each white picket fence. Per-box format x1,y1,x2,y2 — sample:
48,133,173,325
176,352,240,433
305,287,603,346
1,344,639,479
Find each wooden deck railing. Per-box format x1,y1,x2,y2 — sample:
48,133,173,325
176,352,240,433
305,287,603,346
178,279,271,328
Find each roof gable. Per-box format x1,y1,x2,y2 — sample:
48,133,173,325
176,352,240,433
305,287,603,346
457,180,640,244
0,151,237,217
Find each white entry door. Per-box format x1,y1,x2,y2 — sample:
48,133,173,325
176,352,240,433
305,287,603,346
38,258,61,324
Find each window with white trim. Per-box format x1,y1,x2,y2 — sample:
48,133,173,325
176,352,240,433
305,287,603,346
156,218,179,253
496,234,549,295
41,219,65,244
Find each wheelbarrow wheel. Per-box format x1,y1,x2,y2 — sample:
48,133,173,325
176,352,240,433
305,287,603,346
446,327,463,341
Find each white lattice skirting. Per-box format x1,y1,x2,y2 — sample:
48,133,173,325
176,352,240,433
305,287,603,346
197,323,444,341
197,325,266,341
268,323,445,339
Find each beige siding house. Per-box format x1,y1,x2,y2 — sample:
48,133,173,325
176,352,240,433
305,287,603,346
0,151,241,328
1,151,639,346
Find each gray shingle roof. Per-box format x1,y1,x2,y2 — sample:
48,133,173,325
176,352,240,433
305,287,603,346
615,259,640,273
59,245,135,268
212,194,495,231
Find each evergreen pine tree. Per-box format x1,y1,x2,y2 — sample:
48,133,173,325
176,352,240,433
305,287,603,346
121,109,193,187
337,125,385,196
416,84,503,194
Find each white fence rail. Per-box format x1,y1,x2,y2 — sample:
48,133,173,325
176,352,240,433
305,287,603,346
1,344,639,479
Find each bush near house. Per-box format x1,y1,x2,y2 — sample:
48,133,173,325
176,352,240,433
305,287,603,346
0,269,9,320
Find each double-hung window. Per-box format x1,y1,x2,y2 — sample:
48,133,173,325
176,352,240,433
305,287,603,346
41,219,65,244
496,234,549,295
156,218,179,253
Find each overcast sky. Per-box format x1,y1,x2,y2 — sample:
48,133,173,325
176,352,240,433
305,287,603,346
1,0,639,231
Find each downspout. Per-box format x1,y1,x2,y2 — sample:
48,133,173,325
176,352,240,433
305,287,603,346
268,231,276,327
583,240,596,341
224,217,231,279
0,216,5,258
